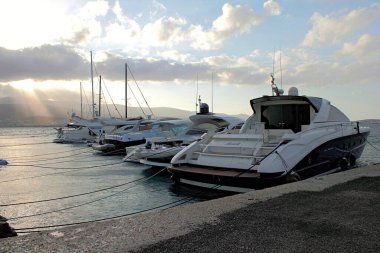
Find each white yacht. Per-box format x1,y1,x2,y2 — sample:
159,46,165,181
123,105,244,167
91,117,144,151
53,115,104,144
93,118,190,154
169,76,370,192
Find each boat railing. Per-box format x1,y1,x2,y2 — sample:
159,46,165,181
310,121,362,133
281,121,363,142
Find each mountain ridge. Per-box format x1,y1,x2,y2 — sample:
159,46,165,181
0,102,249,127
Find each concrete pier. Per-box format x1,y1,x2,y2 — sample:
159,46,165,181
1,164,380,253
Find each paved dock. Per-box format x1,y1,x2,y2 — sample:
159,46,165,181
1,164,380,253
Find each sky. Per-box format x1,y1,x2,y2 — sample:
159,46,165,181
0,0,379,120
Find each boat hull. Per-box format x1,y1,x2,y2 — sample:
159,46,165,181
169,131,370,192
96,139,146,154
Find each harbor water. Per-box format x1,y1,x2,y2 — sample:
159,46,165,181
0,124,379,233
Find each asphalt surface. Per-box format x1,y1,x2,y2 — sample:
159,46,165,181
1,164,380,253
136,176,380,253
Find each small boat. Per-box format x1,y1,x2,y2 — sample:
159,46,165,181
168,75,370,192
123,103,244,167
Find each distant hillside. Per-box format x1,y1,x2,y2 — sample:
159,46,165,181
0,104,67,127
359,119,380,124
0,102,248,127
0,86,249,127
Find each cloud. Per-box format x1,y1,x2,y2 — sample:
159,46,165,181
97,1,141,48
150,0,167,19
188,1,281,50
99,1,186,51
142,17,187,47
0,45,88,82
340,34,380,61
0,44,267,86
302,3,380,47
188,3,261,50
101,1,280,51
0,0,110,49
0,1,281,53
263,0,281,16
157,50,190,62
273,41,380,89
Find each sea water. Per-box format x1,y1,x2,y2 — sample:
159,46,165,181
0,127,227,232
0,124,379,232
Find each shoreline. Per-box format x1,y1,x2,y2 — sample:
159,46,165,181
1,164,380,252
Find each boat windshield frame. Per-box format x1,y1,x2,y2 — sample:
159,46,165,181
250,95,321,114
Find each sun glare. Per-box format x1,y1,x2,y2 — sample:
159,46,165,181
10,79,38,93
10,79,80,93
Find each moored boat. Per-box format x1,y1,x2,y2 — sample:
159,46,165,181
93,118,189,154
168,76,370,192
53,115,103,144
124,104,244,166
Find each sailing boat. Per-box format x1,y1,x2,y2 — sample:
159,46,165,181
92,63,184,154
53,52,105,143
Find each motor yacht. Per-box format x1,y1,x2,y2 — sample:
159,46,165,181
168,76,370,192
123,104,244,167
53,115,104,144
93,118,189,154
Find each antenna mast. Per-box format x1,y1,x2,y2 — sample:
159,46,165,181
80,82,83,118
280,49,283,90
90,51,95,118
195,73,199,113
211,72,214,113
125,63,128,118
98,75,102,117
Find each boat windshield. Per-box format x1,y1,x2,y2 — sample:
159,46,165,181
171,125,189,135
261,104,310,133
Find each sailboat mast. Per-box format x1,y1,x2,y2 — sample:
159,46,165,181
195,73,199,113
125,63,128,118
211,72,214,113
99,75,102,117
90,51,95,118
80,82,83,118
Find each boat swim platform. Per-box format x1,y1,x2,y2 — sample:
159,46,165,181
170,165,261,178
2,164,380,253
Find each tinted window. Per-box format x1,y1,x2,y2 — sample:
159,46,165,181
261,104,310,133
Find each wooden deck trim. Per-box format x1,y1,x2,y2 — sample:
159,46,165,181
170,165,260,178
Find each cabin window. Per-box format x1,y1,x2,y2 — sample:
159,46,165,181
139,124,153,131
122,125,134,131
261,104,310,133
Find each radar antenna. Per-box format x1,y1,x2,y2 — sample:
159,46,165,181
270,73,283,96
